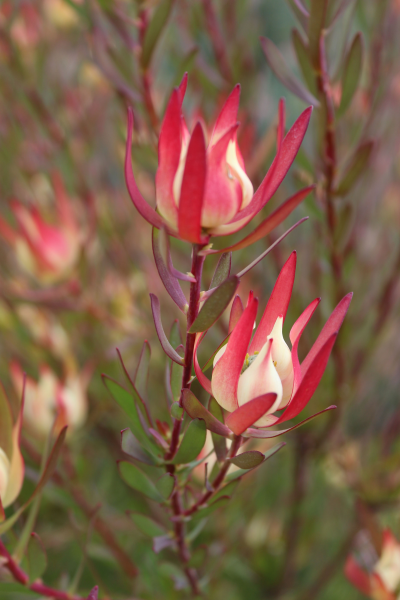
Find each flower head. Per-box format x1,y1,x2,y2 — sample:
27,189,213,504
193,252,352,435
125,75,312,244
0,174,82,284
345,530,400,600
0,382,24,511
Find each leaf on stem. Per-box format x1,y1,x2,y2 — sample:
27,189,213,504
208,397,228,461
182,390,231,438
130,513,167,537
308,0,329,68
286,0,309,30
225,443,286,481
243,406,336,438
133,341,151,402
170,419,207,465
339,33,364,115
152,228,188,313
159,227,196,282
335,141,374,196
150,294,185,365
261,37,320,106
210,252,232,289
27,533,47,583
189,276,239,333
118,461,163,501
292,29,317,95
141,0,175,69
156,473,176,500
190,496,230,524
227,451,265,469
121,429,158,466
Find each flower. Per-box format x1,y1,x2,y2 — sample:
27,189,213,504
193,252,352,434
0,174,82,284
345,530,400,599
125,74,312,244
11,362,88,439
0,383,24,512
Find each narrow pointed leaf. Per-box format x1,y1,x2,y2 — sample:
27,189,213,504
292,29,317,95
286,0,309,29
339,33,364,115
208,397,227,461
121,429,158,465
244,406,335,438
170,359,183,403
226,394,278,435
229,296,243,332
190,276,239,333
171,419,207,465
130,513,166,537
210,253,232,288
156,473,175,500
236,218,307,279
261,37,319,106
27,533,47,583
191,497,230,524
134,341,151,401
159,227,196,282
152,228,187,312
170,320,182,348
141,0,175,68
227,451,265,469
87,587,99,600
182,390,231,437
308,0,328,67
212,480,239,501
335,141,374,196
150,294,185,364
119,461,163,501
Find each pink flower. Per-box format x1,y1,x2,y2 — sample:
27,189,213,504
125,75,312,244
0,174,82,283
345,530,400,600
0,382,24,512
193,252,352,435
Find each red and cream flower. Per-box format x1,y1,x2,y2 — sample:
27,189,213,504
0,383,24,513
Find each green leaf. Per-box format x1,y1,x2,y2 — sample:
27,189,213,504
171,419,207,465
335,141,374,196
227,450,265,469
208,397,227,462
130,513,166,537
121,429,158,465
170,402,184,420
261,37,319,106
118,461,163,501
292,29,317,96
170,361,183,403
134,341,151,401
210,252,231,289
27,533,47,583
169,320,182,349
308,0,328,67
212,480,240,502
285,0,309,30
141,0,175,68
338,33,364,115
191,497,230,524
156,473,175,500
0,381,13,460
189,276,239,333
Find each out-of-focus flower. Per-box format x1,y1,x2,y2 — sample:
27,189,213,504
16,305,69,359
11,362,88,439
125,74,312,243
0,384,24,511
0,174,82,284
345,530,400,599
194,252,352,431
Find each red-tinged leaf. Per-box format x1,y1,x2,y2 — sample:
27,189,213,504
133,342,151,403
150,294,185,365
302,293,352,375
153,534,176,553
152,228,187,313
226,394,278,435
189,276,239,333
0,380,13,460
243,406,336,438
211,298,259,412
125,108,167,230
227,451,265,469
278,335,338,425
159,227,196,282
327,0,355,29
178,123,207,243
87,586,99,600
249,251,297,353
141,0,175,68
261,37,319,106
177,72,188,104
339,33,364,115
286,0,309,30
211,84,241,142
229,295,244,333
194,333,213,395
277,98,286,150
344,556,372,595
210,252,231,289
335,142,373,196
308,0,329,68
236,218,307,280
121,429,158,465
290,298,321,396
182,390,232,437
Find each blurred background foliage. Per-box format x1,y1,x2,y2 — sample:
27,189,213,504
1,0,400,598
